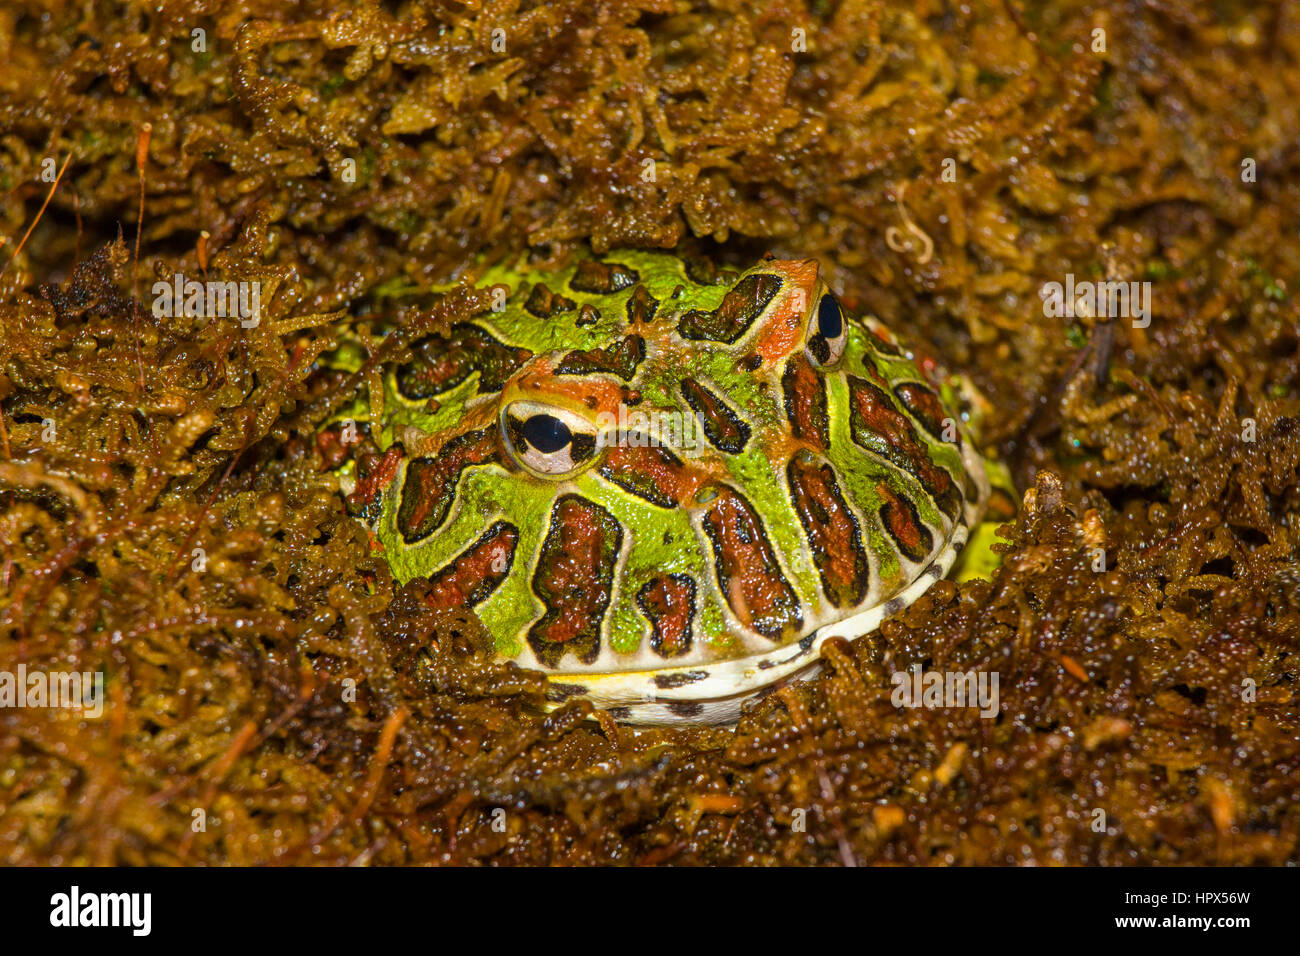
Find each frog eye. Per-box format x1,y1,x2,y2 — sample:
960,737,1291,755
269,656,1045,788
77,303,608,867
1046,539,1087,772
502,402,599,478
806,291,847,367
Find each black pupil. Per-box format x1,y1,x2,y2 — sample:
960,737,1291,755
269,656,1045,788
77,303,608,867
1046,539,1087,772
817,293,843,340
522,414,572,454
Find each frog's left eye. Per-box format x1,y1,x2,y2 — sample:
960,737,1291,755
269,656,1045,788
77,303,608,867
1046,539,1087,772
806,291,847,367
502,402,599,478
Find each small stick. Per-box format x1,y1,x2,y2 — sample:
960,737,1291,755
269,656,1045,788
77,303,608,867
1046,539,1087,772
132,122,152,391
0,153,72,278
197,229,210,277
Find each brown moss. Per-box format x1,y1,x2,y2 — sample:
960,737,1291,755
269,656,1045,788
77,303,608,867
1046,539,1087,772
1,0,1298,865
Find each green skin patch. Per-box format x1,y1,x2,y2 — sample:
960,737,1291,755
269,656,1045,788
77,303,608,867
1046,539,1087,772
341,249,998,690
952,520,1005,583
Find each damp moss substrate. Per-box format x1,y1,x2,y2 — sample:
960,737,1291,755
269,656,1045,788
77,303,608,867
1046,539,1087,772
0,0,1297,864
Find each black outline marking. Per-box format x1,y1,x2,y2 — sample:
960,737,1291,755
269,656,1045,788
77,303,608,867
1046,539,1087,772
668,701,705,718
546,682,590,702
598,443,684,509
396,429,497,544
681,378,751,453
677,273,783,343
652,669,710,689
524,283,576,317
569,259,639,294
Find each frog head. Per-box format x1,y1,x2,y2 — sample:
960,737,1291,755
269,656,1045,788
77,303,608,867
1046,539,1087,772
362,251,988,722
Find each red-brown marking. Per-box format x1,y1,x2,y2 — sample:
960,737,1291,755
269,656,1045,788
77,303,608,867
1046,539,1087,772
528,495,623,667
700,485,802,641
894,381,958,446
876,482,934,563
598,444,689,508
424,521,519,609
847,376,960,518
397,429,498,543
787,455,869,608
348,444,405,509
781,355,830,448
681,378,751,453
637,574,696,658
